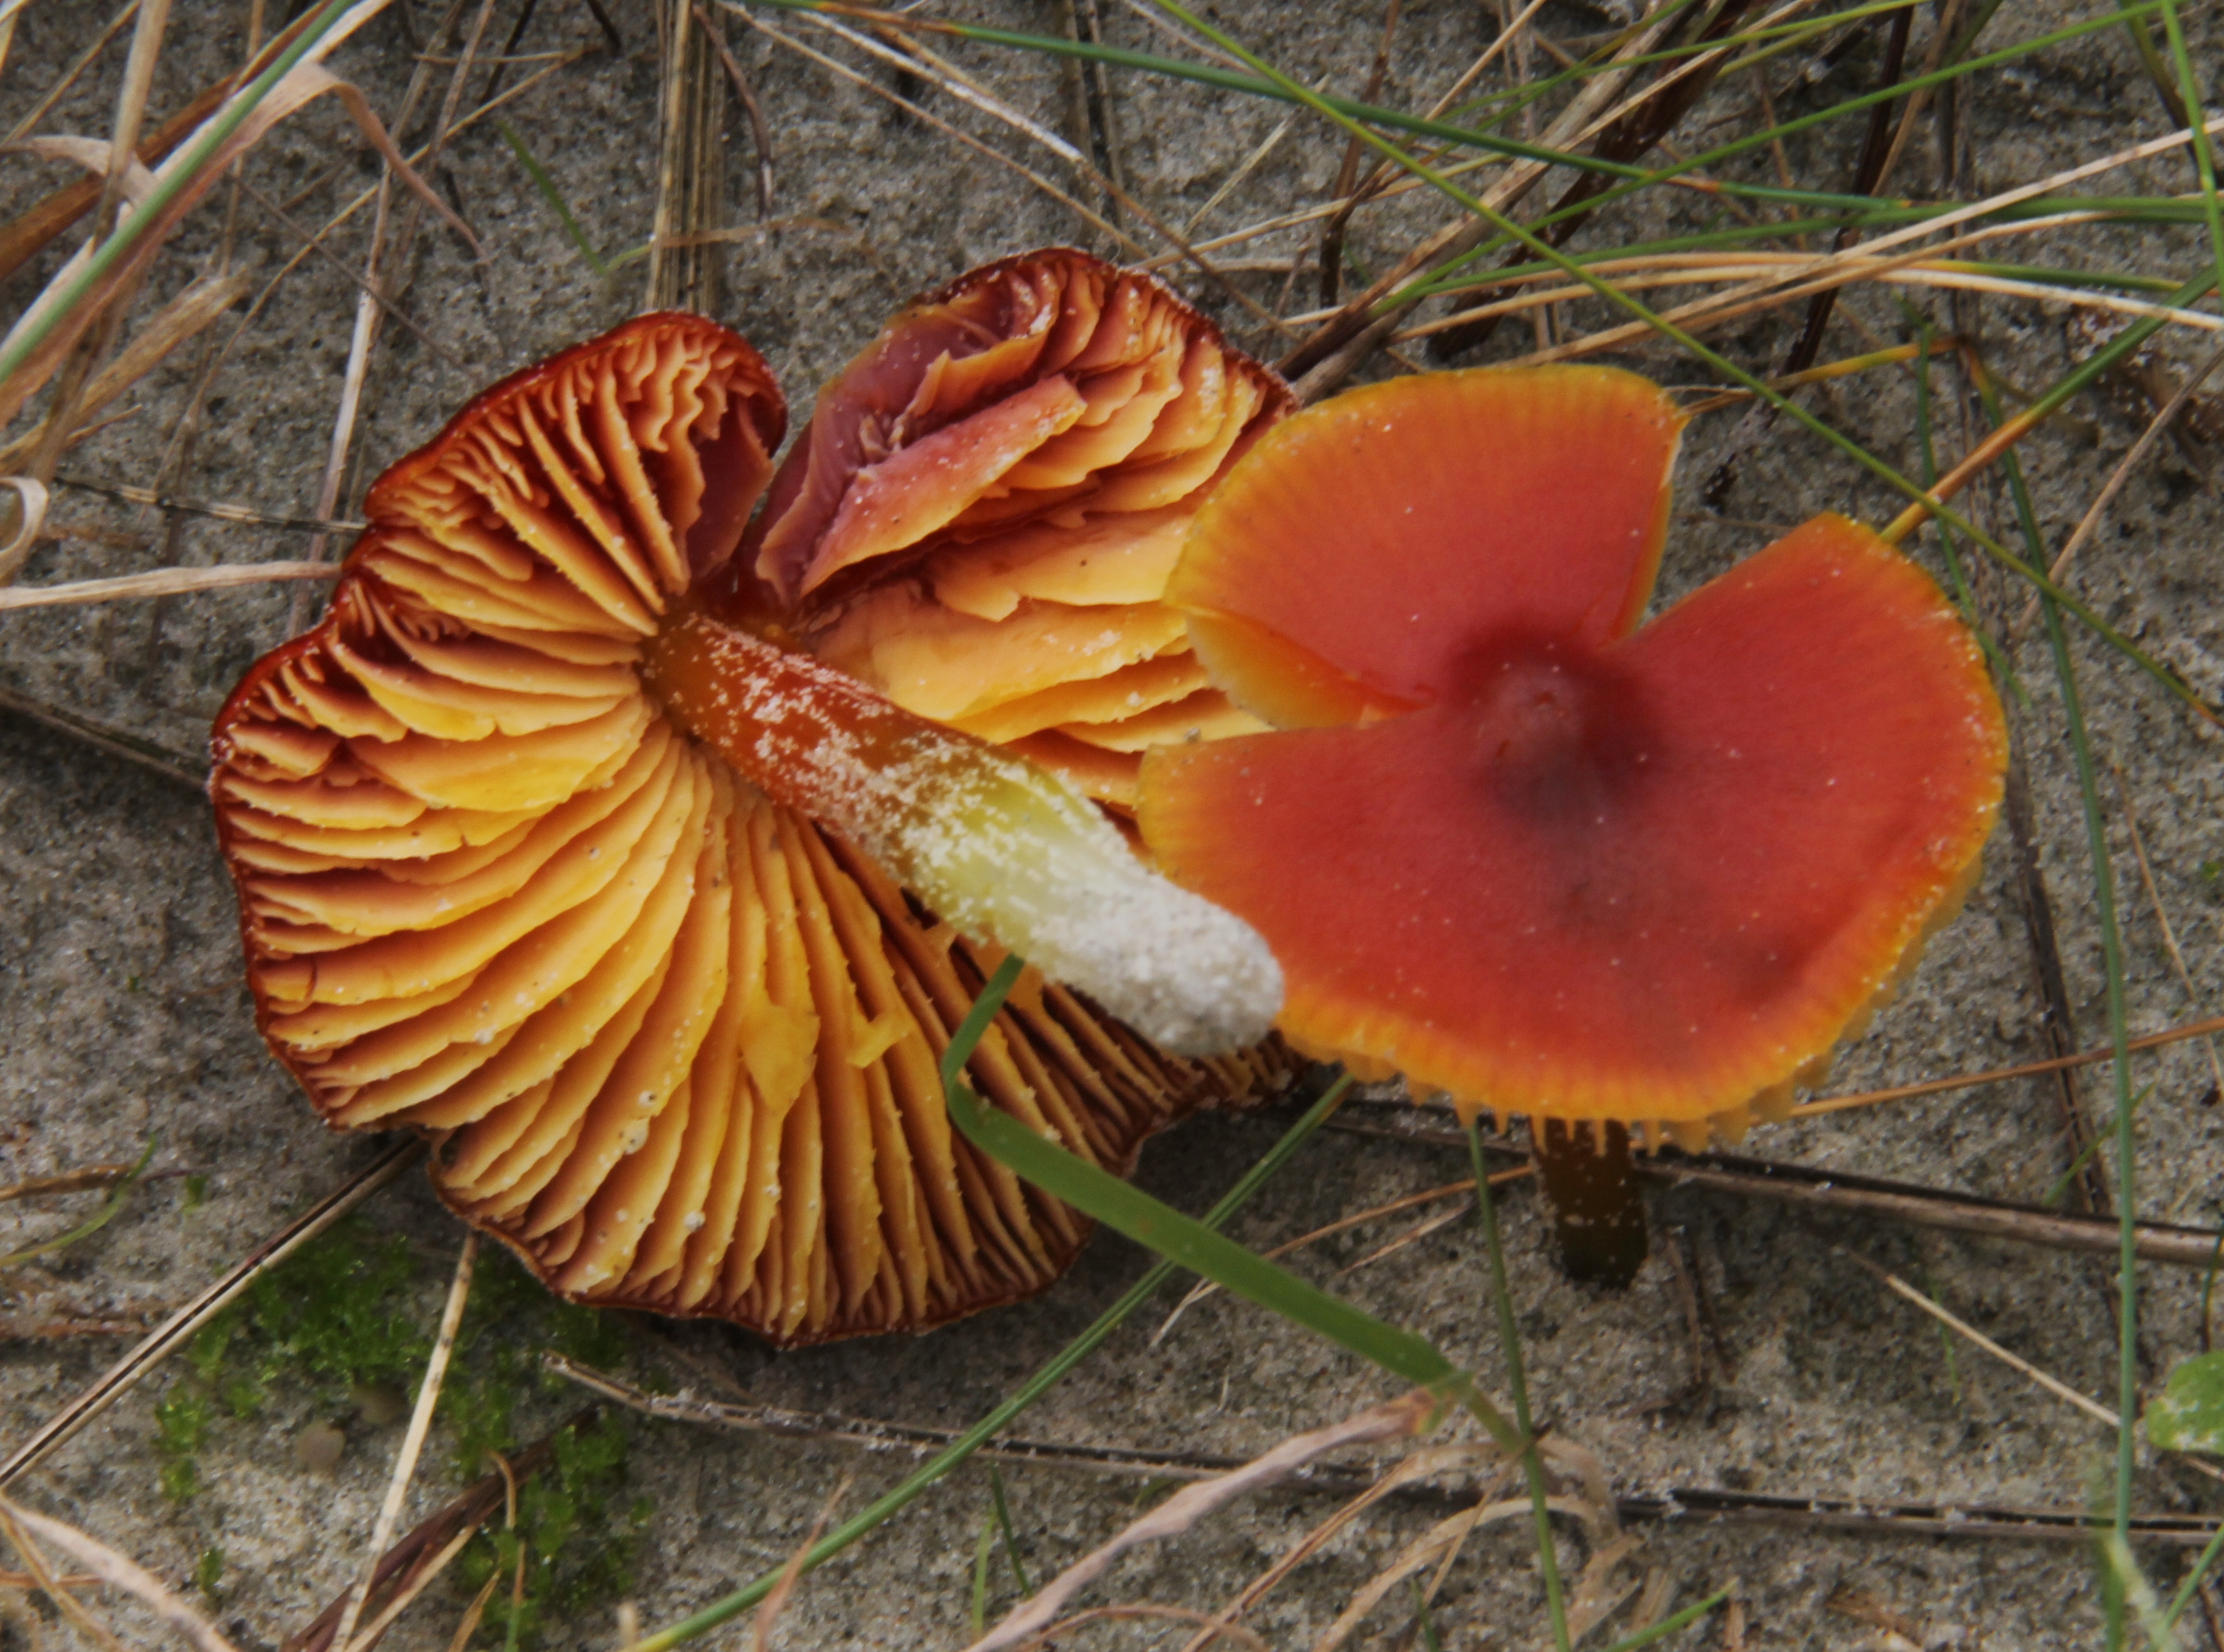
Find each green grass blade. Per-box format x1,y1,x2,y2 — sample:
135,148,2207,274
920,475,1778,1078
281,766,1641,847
939,959,1513,1440
2045,1083,2157,1208
0,0,360,396
2158,0,2224,308
1468,1119,1569,1652
987,1462,1030,1595
2166,1501,2224,1625
627,1053,1356,1651
1133,0,2220,728
496,119,609,279
0,1136,157,1267
1978,374,2143,1558
1598,1590,1732,1651
742,0,2175,223
969,1506,994,1631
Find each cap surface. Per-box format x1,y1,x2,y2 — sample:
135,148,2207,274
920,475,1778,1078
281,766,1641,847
213,311,1289,1344
739,249,1295,809
1139,367,2008,1137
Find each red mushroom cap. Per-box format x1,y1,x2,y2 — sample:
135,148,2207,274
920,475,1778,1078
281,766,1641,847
1139,366,2008,1141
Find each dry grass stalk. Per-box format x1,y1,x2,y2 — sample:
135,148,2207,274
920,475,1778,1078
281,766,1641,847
338,1524,479,1652
746,1475,852,1652
1283,0,1703,396
2010,337,2224,643
965,1391,1435,1652
1837,1247,2127,1431
51,474,361,533
293,0,492,626
1308,1493,1616,1652
189,37,581,542
691,3,773,218
1,3,140,156
1181,1444,1513,1652
1007,1606,1265,1651
443,1573,501,1652
0,1139,422,1489
330,1232,479,1652
1432,109,2224,403
0,0,474,504
0,477,49,570
1794,1011,2224,1116
0,559,340,611
0,1166,141,1202
1152,1167,1533,1345
0,0,174,573
2109,769,2224,1110
0,270,251,476
285,1409,595,1652
648,0,726,313
0,1499,241,1652
0,1501,131,1652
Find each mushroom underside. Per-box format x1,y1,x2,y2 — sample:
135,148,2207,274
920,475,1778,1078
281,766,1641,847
213,307,1297,1345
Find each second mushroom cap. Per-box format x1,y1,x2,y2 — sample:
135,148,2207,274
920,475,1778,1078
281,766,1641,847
1139,364,2010,1147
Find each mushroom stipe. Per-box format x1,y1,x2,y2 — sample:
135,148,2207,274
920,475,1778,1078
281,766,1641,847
212,255,1302,1345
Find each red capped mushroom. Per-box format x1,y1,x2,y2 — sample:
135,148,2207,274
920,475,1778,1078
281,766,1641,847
212,299,1291,1346
1137,366,2009,1280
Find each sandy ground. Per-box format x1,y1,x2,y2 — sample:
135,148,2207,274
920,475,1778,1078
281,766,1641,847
4,1,2224,1647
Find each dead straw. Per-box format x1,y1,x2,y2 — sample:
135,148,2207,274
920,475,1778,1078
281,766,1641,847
329,1231,479,1652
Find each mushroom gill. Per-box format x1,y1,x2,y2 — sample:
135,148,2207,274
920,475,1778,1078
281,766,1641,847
212,311,1289,1345
729,248,1296,812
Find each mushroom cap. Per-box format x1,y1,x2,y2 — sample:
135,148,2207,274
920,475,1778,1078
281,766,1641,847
734,248,1295,809
212,311,1290,1345
1137,366,2008,1140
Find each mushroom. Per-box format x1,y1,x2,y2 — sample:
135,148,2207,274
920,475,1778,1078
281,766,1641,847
1136,366,2010,1283
212,303,1289,1346
730,248,1295,814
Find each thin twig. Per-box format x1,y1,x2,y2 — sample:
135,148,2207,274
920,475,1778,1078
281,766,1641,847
234,178,457,363
1331,1113,2224,1267
0,681,206,789
549,1354,1376,1487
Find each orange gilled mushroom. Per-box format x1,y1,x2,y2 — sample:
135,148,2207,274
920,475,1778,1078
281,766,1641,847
212,305,1290,1347
1136,366,2010,1284
730,248,1295,813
